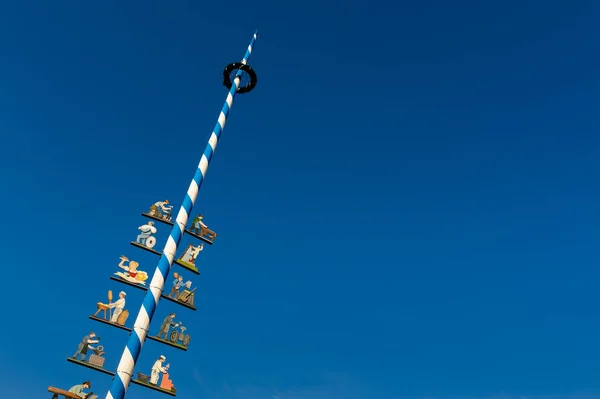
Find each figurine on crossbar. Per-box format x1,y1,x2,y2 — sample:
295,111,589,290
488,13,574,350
68,381,94,399
177,243,203,272
148,200,173,221
151,355,170,386
136,221,157,249
156,313,180,341
93,290,129,326
187,214,217,242
168,273,185,299
167,272,196,306
48,382,97,399
115,255,148,286
72,332,104,363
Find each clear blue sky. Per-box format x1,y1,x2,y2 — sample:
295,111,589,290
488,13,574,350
1,1,599,399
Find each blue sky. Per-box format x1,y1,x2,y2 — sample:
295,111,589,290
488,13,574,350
1,1,600,398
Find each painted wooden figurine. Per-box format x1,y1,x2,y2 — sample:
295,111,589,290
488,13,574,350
167,271,196,307
136,221,157,249
114,255,148,285
48,383,97,399
148,200,173,221
189,214,208,235
93,290,129,325
177,243,203,272
135,355,170,388
108,291,127,323
156,313,180,341
150,355,170,386
72,332,105,367
154,312,191,347
167,272,191,298
187,214,217,242
68,381,95,399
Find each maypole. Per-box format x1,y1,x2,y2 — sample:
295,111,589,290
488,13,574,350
46,29,259,399
105,30,259,399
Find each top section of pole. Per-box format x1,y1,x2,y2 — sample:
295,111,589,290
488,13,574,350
241,29,258,65
223,29,259,94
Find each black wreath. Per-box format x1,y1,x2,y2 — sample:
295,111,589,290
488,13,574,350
222,62,258,94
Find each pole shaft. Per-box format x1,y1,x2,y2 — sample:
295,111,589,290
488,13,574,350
105,30,258,399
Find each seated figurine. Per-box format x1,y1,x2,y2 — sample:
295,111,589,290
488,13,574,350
148,200,173,221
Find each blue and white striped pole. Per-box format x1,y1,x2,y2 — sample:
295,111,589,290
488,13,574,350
105,30,258,399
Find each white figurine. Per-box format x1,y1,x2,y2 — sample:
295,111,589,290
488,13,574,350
136,222,157,248
150,355,170,385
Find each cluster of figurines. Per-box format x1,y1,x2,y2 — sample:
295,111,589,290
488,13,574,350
76,310,189,354
136,200,217,251
57,199,217,396
59,351,174,396
113,256,197,307
71,313,184,391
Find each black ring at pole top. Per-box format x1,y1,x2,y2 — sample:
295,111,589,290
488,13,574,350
222,62,258,94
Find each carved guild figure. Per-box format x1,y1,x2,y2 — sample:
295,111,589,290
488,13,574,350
72,332,103,362
149,200,173,221
150,355,170,385
68,381,93,399
136,221,157,248
157,313,180,340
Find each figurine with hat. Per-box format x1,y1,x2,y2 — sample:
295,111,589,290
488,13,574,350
150,355,170,385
